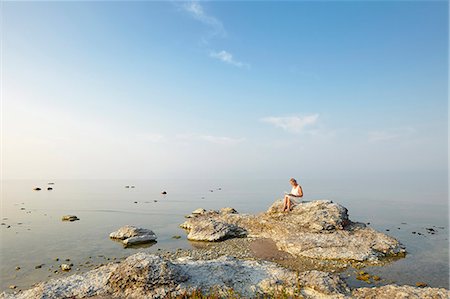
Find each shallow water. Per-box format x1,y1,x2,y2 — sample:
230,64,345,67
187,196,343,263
0,175,448,292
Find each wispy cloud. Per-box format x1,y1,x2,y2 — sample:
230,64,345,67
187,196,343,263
182,1,225,38
210,50,249,68
199,135,245,145
368,127,415,143
137,133,165,143
261,114,319,133
176,133,245,145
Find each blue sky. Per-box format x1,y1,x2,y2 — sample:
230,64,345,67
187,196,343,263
2,1,448,179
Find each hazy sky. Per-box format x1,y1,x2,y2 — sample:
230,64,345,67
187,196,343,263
2,1,448,180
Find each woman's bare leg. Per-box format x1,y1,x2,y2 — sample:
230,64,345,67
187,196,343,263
287,198,291,211
283,196,288,211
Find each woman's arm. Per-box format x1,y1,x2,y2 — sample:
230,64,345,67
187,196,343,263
297,186,303,197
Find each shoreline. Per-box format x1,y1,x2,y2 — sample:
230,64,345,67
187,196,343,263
2,199,449,298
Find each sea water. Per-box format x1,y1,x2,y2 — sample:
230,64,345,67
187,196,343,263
1,175,448,292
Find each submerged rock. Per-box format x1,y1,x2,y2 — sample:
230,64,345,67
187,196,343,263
180,200,405,262
33,187,41,191
109,225,157,246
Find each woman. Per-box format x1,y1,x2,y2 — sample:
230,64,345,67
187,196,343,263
283,178,303,212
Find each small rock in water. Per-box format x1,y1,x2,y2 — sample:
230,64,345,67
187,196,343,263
131,186,135,188
35,264,44,269
172,235,182,239
412,232,416,234
125,186,130,188
154,200,158,202
133,201,138,204
33,187,41,191
47,187,53,190
48,182,55,185
61,215,79,222
161,191,167,195
109,225,157,246
20,208,25,210
209,190,214,192
385,229,390,231
1,223,5,225
15,266,20,270
416,282,428,288
401,222,407,225
7,225,11,228
55,258,59,261
373,275,381,281
65,258,70,261
9,285,16,289
61,264,71,271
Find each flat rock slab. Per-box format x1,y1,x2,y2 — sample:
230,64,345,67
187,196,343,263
109,225,157,246
352,284,449,299
180,200,405,262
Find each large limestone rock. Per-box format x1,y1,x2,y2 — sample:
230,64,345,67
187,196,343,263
109,225,157,246
180,200,405,262
0,252,350,298
2,253,447,299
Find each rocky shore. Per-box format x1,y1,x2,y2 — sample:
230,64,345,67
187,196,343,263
1,251,448,299
1,200,448,298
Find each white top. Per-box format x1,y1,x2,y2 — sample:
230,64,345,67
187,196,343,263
291,185,301,196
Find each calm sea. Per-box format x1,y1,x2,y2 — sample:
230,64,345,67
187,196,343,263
1,175,448,292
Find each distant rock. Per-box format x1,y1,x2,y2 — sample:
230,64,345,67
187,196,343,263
109,225,157,246
161,191,167,195
180,200,405,262
61,215,79,222
47,187,53,190
33,187,41,191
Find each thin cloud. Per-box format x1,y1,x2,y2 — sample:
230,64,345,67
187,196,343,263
137,133,165,143
199,135,245,145
261,114,319,133
182,1,225,38
210,50,249,68
368,127,415,143
176,133,245,145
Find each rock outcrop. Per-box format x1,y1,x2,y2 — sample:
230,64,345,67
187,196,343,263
2,252,447,299
109,225,157,246
180,200,405,262
0,252,350,299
